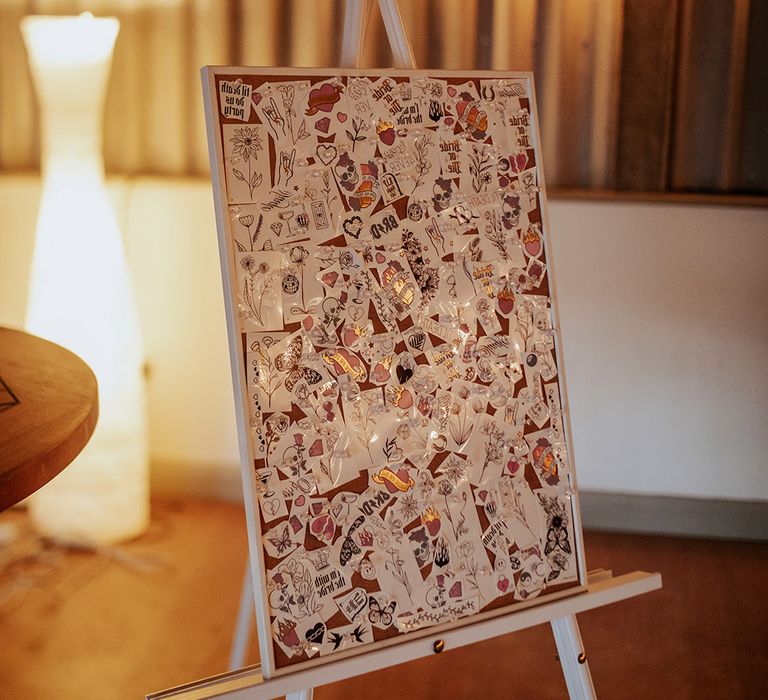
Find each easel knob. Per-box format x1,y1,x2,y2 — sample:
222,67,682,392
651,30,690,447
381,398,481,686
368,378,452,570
433,639,445,654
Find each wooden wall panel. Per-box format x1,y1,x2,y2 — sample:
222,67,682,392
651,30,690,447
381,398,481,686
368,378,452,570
670,0,737,192
556,1,599,188
615,0,680,191
533,0,562,185
490,0,537,71
737,0,768,193
588,1,623,189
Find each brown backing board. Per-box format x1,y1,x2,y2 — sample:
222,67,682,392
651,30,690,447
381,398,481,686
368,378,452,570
202,67,587,678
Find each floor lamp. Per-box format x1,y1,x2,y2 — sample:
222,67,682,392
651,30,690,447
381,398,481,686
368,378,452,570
21,13,149,545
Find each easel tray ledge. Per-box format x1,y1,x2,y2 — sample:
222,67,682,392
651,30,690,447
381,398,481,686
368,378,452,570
147,570,661,700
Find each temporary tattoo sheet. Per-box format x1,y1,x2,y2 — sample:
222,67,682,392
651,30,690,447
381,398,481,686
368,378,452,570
204,68,586,677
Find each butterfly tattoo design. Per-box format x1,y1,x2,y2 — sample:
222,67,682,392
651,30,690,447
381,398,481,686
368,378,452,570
367,596,396,627
274,335,322,391
339,515,365,566
267,523,293,556
544,516,572,556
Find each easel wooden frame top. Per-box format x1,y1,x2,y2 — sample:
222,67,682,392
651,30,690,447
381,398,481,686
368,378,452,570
150,2,663,698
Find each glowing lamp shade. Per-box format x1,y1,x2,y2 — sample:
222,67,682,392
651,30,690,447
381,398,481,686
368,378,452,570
22,14,149,544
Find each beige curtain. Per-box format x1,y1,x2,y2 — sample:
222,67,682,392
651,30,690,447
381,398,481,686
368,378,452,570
0,0,624,188
9,0,764,195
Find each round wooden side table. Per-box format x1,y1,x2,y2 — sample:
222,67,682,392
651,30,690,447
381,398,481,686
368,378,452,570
0,327,98,511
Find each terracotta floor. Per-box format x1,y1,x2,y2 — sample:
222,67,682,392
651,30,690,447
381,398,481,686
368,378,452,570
0,499,765,699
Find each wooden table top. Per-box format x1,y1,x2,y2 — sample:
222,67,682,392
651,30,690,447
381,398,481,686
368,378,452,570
0,327,98,511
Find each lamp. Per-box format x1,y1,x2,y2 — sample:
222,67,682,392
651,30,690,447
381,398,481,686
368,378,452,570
21,13,149,545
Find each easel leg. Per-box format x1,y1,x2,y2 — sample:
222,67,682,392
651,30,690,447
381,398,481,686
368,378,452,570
228,564,254,671
229,563,314,700
551,615,596,700
341,0,373,68
286,691,313,700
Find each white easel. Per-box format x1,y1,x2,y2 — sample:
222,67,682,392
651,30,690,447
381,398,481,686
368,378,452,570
149,2,662,698
150,570,660,700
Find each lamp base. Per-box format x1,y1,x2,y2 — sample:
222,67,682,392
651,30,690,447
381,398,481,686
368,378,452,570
29,433,149,546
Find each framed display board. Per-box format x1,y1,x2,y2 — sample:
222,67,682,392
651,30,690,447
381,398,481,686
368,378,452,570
202,67,587,679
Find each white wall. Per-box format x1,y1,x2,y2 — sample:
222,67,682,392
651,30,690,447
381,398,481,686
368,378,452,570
2,176,766,500
124,179,240,498
549,198,768,500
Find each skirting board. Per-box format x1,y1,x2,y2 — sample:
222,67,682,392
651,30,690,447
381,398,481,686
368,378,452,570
151,462,768,542
579,491,768,542
151,460,244,503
